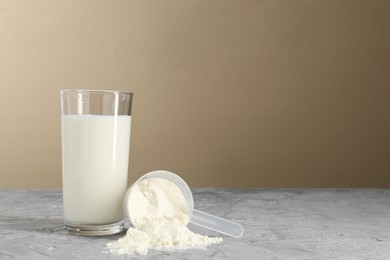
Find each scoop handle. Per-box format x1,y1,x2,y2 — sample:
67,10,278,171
190,209,244,238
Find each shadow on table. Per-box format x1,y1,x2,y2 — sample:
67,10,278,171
0,215,65,235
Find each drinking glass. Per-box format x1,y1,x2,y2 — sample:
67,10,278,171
60,89,133,236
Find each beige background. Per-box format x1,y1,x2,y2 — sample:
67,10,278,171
0,0,389,188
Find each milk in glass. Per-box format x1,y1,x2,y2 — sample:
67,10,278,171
61,115,131,224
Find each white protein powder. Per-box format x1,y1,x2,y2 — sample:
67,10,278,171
105,177,222,256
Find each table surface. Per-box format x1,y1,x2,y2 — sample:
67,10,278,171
1,188,390,259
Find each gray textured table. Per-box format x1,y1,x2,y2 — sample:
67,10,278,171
1,189,390,259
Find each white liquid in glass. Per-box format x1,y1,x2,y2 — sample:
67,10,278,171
61,115,131,224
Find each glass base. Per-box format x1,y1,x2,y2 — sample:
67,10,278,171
64,220,124,236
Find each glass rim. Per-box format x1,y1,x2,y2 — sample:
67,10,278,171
60,89,133,96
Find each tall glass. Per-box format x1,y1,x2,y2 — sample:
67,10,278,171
60,89,133,236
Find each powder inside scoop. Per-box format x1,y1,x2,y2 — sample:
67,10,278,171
105,177,222,256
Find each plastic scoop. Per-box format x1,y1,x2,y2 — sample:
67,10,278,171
124,170,244,238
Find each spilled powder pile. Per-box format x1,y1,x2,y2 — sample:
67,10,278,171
105,178,222,256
